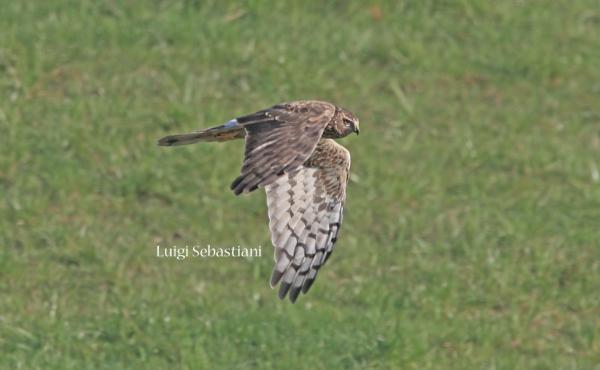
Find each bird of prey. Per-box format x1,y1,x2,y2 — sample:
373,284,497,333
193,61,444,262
158,100,359,303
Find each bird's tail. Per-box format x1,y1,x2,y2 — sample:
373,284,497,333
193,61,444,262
157,119,245,146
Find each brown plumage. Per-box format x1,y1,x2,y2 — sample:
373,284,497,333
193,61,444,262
158,100,359,302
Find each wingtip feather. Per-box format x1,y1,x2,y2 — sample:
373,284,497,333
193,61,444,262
301,276,317,294
270,270,283,288
288,286,302,303
278,282,291,300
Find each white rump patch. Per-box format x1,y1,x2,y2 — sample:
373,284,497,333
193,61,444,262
223,119,238,128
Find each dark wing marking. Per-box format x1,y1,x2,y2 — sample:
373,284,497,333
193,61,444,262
265,140,350,303
230,101,335,195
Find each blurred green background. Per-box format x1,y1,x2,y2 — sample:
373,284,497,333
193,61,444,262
1,1,599,369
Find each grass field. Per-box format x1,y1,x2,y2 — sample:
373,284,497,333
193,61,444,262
1,1,600,369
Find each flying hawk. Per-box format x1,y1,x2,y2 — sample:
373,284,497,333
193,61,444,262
158,100,359,303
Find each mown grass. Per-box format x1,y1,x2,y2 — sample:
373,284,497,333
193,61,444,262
1,1,599,369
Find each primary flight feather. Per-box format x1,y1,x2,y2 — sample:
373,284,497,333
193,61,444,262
158,100,359,303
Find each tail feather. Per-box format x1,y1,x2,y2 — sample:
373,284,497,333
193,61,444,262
158,120,245,146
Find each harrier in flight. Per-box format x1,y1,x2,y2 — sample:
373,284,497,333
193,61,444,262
158,100,359,303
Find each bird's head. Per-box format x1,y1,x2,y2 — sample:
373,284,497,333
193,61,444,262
324,106,360,138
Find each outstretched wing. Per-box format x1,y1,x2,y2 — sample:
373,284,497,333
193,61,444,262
265,139,350,303
230,101,335,195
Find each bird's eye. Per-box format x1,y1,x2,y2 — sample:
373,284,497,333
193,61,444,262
343,118,353,127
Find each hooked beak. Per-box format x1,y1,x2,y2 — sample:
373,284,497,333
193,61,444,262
355,127,360,135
